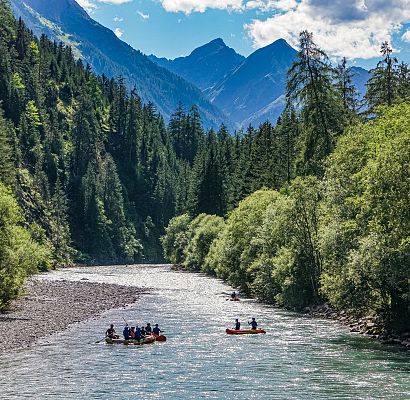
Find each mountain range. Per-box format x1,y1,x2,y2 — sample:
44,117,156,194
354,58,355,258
11,0,370,129
11,0,229,129
149,38,370,127
149,38,245,94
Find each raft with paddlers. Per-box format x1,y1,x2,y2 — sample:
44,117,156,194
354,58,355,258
105,335,156,345
226,328,266,335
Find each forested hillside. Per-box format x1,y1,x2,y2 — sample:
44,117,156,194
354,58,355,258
0,0,301,308
163,33,410,332
10,0,230,129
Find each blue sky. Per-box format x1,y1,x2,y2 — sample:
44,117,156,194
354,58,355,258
78,0,410,69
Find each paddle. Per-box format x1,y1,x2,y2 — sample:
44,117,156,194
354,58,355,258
95,337,106,344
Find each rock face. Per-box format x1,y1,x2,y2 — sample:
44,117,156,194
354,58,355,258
10,0,230,129
149,38,245,93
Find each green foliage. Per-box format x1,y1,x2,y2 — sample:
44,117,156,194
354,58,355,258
320,103,410,330
0,182,52,310
183,214,224,272
250,177,322,308
161,213,191,265
0,109,15,185
2,0,410,333
204,189,279,290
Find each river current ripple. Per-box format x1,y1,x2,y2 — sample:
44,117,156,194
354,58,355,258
1,265,409,399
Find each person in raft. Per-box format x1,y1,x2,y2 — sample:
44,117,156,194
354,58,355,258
106,324,118,339
152,324,162,335
231,291,237,299
141,326,146,336
135,326,142,340
145,323,152,335
129,326,136,339
234,319,241,330
123,324,130,340
248,318,258,330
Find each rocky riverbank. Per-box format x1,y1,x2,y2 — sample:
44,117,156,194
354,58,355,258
306,303,410,349
0,278,146,353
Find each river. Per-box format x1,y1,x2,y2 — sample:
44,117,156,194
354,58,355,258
1,265,409,399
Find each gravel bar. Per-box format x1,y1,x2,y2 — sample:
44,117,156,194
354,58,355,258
0,278,145,353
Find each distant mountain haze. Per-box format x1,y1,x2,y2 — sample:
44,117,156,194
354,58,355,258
11,0,231,129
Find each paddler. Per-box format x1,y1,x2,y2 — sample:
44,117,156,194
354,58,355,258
129,327,136,339
145,323,152,335
231,291,237,299
248,318,258,330
152,324,162,335
135,325,142,340
106,324,117,339
234,319,241,330
123,324,130,340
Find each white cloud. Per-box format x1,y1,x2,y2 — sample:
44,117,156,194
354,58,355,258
114,16,124,21
137,11,150,20
245,0,410,59
158,0,243,14
114,27,124,37
245,0,297,11
76,0,97,11
156,0,297,13
99,0,132,4
76,0,132,11
402,29,410,42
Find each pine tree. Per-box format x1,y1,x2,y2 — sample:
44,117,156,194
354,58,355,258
0,109,15,186
287,31,344,176
335,57,360,118
365,42,399,110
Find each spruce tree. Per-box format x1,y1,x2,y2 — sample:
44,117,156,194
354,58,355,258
287,31,344,175
365,42,399,110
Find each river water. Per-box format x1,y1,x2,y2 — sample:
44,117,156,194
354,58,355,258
0,265,409,399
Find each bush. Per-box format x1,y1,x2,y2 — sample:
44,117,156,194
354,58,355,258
161,213,191,264
183,214,224,273
0,183,52,310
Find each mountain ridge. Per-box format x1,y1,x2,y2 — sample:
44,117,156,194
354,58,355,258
151,39,371,127
11,0,231,129
148,38,245,93
209,38,297,127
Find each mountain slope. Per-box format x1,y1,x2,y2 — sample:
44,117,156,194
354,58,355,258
350,66,371,99
149,38,245,93
150,38,370,128
11,0,229,129
209,39,297,127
